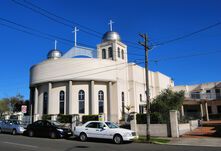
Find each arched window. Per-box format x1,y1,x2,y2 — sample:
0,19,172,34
98,90,104,114
117,47,120,58
78,90,85,113
140,94,142,102
102,49,106,59
108,47,113,59
59,91,65,114
122,92,125,116
43,92,48,114
121,49,124,59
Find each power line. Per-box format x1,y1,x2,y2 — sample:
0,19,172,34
23,0,103,36
11,0,143,50
153,21,221,46
135,50,221,63
0,16,145,57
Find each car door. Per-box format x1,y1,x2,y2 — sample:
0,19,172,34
32,120,45,137
96,122,110,139
84,122,99,138
42,121,52,137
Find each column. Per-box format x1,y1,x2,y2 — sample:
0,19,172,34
68,80,73,114
34,87,38,121
200,103,204,119
205,101,209,121
48,82,52,114
181,105,184,117
107,81,112,121
169,110,179,138
89,80,95,114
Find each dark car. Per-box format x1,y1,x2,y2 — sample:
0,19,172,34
26,120,73,139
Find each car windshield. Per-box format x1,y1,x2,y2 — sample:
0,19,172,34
105,122,119,129
11,120,23,125
50,121,62,126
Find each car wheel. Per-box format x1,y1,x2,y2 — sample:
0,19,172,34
0,128,2,133
79,132,87,142
12,129,17,135
113,134,123,144
50,132,57,139
28,130,34,137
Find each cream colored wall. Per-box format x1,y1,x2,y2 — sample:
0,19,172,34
51,82,68,115
38,84,48,116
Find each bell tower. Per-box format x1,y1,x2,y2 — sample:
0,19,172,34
97,20,128,62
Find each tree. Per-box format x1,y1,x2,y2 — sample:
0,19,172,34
0,99,10,116
150,89,184,123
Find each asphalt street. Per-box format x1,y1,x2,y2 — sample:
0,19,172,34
0,133,220,151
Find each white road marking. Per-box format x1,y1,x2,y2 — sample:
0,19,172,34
3,141,38,148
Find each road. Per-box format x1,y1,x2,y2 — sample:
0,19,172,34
0,134,220,151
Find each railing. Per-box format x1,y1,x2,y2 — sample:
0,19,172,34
185,92,221,100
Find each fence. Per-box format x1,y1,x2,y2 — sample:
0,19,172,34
131,110,199,137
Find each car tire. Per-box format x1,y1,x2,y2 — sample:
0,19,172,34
50,132,57,139
12,129,17,135
113,134,123,144
0,128,2,133
28,130,34,137
79,132,87,142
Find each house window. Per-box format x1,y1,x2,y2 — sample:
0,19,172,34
191,92,200,99
98,90,104,114
117,47,120,58
43,92,48,114
121,49,124,59
108,47,113,59
217,106,221,113
59,91,65,114
139,105,145,114
78,90,85,113
140,94,142,102
102,49,106,59
122,92,125,116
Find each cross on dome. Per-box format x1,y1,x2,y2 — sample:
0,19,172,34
54,40,57,50
108,20,114,31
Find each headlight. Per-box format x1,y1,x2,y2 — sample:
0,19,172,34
19,127,25,131
57,128,64,132
125,132,132,137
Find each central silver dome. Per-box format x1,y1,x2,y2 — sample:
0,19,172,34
47,49,62,59
102,31,121,42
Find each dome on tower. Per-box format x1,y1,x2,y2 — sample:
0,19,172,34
47,49,62,59
102,31,121,42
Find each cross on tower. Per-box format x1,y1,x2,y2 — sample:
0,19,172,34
54,40,57,49
72,26,79,46
108,20,114,31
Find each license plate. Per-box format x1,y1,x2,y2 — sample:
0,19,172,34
68,132,72,135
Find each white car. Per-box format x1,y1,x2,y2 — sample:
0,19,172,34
74,121,137,144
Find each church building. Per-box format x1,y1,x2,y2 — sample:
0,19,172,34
29,22,174,123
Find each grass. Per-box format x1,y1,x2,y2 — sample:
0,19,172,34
134,136,171,144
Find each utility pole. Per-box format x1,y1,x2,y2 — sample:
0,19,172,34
139,33,150,141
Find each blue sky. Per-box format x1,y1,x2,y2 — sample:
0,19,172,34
0,0,220,99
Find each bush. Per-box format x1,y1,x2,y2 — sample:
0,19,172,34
42,114,51,120
57,114,72,123
82,115,98,124
136,114,146,124
136,113,166,124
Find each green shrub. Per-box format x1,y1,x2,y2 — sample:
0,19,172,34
209,114,221,120
82,115,98,124
42,114,51,120
136,113,166,124
57,114,72,123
